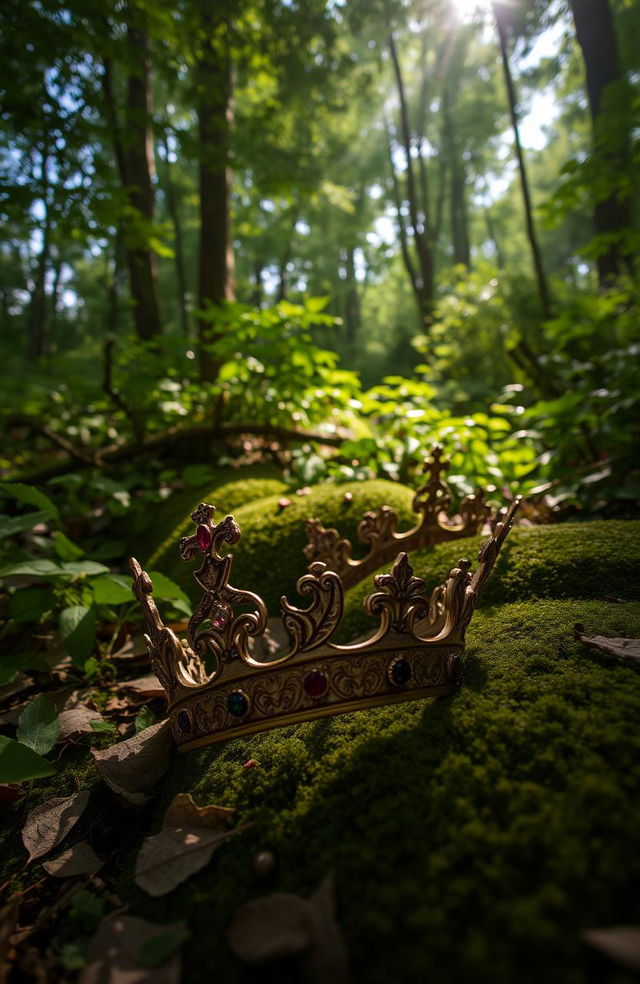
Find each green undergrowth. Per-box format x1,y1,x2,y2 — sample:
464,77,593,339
124,597,640,984
337,520,640,642
156,479,417,611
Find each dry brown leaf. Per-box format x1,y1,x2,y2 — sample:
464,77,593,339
582,926,640,972
575,626,640,671
0,898,20,984
135,826,235,897
21,790,90,863
58,705,104,739
79,915,184,984
227,875,349,982
162,793,234,831
118,675,164,699
110,634,149,661
42,841,103,878
91,720,173,805
227,893,314,963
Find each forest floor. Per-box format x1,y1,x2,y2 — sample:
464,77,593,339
1,473,640,983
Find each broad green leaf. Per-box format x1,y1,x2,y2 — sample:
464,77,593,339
16,695,60,755
59,606,97,663
0,736,55,783
138,928,189,968
59,561,109,576
0,559,63,578
91,574,132,606
147,571,190,603
135,706,156,734
53,532,84,562
0,482,59,520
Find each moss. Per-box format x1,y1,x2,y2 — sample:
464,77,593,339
144,472,290,573
338,520,640,641
159,479,417,609
123,598,640,984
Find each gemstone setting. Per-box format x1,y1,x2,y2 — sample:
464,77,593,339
304,669,328,699
227,690,249,718
196,524,212,551
388,657,412,686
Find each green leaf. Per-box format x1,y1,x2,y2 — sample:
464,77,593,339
0,511,50,540
91,574,132,606
53,532,84,561
9,586,53,624
0,661,21,687
138,928,189,968
59,561,110,577
0,559,63,579
147,571,190,603
89,720,116,734
59,606,97,663
0,736,55,783
135,706,156,733
0,482,59,520
16,695,60,755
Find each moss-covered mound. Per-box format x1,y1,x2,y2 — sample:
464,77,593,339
145,470,290,572
130,596,640,984
158,479,417,610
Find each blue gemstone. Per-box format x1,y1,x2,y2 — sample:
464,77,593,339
390,658,412,686
227,691,249,718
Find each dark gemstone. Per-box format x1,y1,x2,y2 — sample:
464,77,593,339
176,709,191,734
227,691,249,718
304,670,328,699
196,524,212,551
390,658,412,686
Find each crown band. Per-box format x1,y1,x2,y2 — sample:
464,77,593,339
129,493,521,750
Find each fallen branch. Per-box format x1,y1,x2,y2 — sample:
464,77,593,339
13,421,345,484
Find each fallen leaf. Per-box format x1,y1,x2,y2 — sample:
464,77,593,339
91,720,173,805
21,789,90,862
118,675,164,699
80,915,184,984
163,793,234,831
575,625,640,671
58,705,104,739
134,826,234,897
582,926,640,972
228,875,349,982
0,898,20,984
42,841,102,878
227,893,313,963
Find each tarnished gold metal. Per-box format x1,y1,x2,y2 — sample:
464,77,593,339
129,491,520,751
304,446,492,590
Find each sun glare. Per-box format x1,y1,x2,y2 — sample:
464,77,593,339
450,0,490,22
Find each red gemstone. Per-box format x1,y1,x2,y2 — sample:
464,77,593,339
304,670,328,699
197,524,211,551
213,615,225,629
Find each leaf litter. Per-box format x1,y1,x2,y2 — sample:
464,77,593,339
91,720,173,805
574,624,640,671
79,915,186,984
42,842,103,878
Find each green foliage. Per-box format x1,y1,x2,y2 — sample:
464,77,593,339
16,695,60,755
0,736,55,783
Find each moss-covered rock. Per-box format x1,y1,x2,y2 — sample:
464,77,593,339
126,597,640,984
160,479,417,610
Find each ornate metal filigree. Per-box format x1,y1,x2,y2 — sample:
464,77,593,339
304,446,492,589
128,491,521,751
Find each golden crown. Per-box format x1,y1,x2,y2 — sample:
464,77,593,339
129,493,521,751
304,446,493,589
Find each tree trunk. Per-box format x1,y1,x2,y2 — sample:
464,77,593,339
161,128,190,336
27,149,50,361
442,88,471,267
251,258,263,307
196,17,234,381
343,245,360,350
123,13,162,340
569,0,632,286
493,3,553,321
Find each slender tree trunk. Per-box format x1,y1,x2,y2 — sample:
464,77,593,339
27,150,50,361
484,206,505,268
196,17,234,381
161,128,190,336
442,88,470,267
47,256,62,356
343,245,360,350
493,3,553,320
569,0,632,286
251,259,263,307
